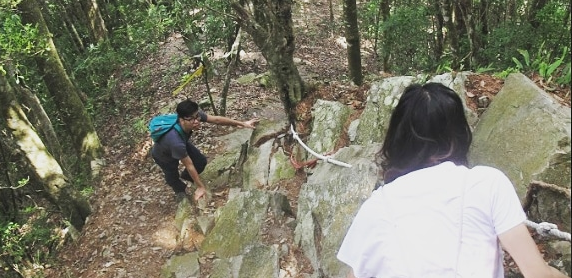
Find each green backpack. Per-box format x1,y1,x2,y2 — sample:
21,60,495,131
148,114,186,142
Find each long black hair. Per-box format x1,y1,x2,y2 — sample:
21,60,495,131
378,82,472,184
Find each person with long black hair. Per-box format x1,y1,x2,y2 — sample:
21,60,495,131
337,83,566,278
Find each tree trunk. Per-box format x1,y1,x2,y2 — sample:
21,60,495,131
505,0,517,21
231,0,305,125
4,63,65,165
16,83,66,166
343,0,363,85
99,0,122,33
432,1,445,62
18,0,103,175
54,0,86,52
456,0,477,68
329,0,335,36
0,73,91,230
440,0,459,68
0,141,19,221
220,29,242,117
81,0,108,42
478,0,489,36
379,0,391,72
528,0,549,28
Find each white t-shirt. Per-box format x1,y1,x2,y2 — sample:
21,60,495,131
337,161,526,278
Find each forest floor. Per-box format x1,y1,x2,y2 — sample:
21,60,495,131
46,1,571,277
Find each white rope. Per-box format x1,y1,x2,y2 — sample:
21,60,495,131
525,220,571,241
290,125,352,168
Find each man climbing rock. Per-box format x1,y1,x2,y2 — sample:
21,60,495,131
151,99,259,202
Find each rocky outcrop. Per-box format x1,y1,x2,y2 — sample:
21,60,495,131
161,73,571,278
469,73,571,231
355,72,477,145
294,143,380,278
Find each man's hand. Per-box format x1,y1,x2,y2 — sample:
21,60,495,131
241,118,260,129
194,186,206,200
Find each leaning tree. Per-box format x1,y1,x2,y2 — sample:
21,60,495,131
18,0,103,175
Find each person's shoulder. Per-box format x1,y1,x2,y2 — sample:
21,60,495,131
468,165,507,178
161,128,185,142
466,164,513,190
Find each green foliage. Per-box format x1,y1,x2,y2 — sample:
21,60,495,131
493,67,519,79
358,0,383,40
479,22,535,69
132,116,149,136
0,208,62,277
378,5,435,74
538,46,568,83
475,64,496,74
531,2,571,56
0,11,43,73
72,42,125,99
476,1,570,74
511,44,570,85
80,186,95,198
557,62,571,85
435,63,453,75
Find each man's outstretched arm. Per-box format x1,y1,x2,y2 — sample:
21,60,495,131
206,115,259,129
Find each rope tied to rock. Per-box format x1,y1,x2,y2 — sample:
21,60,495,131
525,220,571,241
290,125,352,168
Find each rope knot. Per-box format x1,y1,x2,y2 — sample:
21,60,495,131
536,222,558,236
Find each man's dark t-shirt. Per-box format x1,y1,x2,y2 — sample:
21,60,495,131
151,111,207,164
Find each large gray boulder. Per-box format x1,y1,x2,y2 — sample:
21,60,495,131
160,252,200,278
200,189,291,258
242,106,289,190
294,143,381,278
355,73,477,144
428,72,479,126
209,244,280,278
355,76,416,144
469,73,571,231
306,99,351,154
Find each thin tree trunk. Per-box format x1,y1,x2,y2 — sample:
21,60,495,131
456,0,476,68
220,29,242,117
0,73,91,230
479,0,489,36
0,141,19,220
379,0,391,72
329,0,335,36
505,0,516,21
440,0,459,68
54,0,85,52
81,0,108,42
18,0,103,175
343,0,363,85
432,1,445,62
231,0,305,125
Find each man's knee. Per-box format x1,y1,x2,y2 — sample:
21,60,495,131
194,157,207,173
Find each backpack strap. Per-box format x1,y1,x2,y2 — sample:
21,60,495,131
173,123,189,141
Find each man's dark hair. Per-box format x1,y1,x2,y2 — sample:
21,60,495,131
377,82,472,184
176,99,199,118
